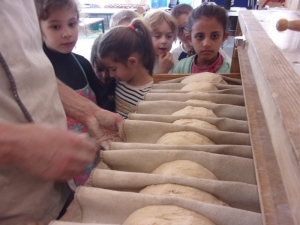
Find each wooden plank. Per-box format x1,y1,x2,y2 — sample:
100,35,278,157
153,73,241,83
239,10,300,224
238,46,294,225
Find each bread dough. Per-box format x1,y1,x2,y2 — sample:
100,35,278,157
156,131,215,145
171,106,217,117
140,183,228,206
185,99,215,104
151,160,218,180
122,205,216,225
181,72,227,84
173,119,219,131
181,82,218,92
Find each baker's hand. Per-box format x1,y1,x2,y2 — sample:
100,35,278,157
8,124,97,181
158,52,174,74
84,109,124,149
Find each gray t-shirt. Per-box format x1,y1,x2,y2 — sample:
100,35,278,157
0,1,71,224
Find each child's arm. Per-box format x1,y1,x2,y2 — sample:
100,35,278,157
57,79,123,149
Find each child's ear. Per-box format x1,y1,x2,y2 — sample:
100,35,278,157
222,32,229,42
127,56,138,68
185,34,192,45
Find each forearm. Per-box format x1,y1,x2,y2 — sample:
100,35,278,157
57,79,104,125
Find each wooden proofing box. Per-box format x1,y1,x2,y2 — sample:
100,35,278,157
229,9,300,225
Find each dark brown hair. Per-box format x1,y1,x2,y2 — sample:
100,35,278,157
98,19,155,75
34,0,79,21
186,3,229,33
170,3,193,19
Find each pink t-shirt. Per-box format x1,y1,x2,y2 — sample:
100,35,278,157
192,53,223,73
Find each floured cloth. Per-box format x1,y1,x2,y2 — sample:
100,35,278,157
86,169,260,213
150,83,244,96
109,143,253,158
120,120,250,146
50,222,116,225
136,100,247,121
159,75,242,85
60,187,262,225
100,150,256,184
144,92,245,106
149,88,244,96
152,83,241,90
128,113,249,133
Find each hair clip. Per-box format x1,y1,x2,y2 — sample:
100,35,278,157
128,24,136,30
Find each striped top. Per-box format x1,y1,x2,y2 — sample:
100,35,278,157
115,80,153,119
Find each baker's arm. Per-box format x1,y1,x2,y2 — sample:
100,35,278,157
0,123,97,180
56,79,123,149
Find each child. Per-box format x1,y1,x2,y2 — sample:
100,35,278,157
35,0,103,186
90,34,116,112
110,9,139,28
173,3,231,74
97,19,155,119
170,4,194,61
144,11,178,74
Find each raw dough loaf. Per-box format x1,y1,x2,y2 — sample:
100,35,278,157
181,72,227,84
122,205,216,225
181,82,218,92
171,106,217,117
156,131,215,145
151,160,218,180
140,183,228,206
185,99,215,104
173,119,219,131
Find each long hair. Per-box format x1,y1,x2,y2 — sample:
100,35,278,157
98,19,155,75
34,0,79,20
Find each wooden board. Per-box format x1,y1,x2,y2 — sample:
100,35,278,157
238,9,300,225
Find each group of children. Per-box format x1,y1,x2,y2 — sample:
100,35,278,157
34,0,231,186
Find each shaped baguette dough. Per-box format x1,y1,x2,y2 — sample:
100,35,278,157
181,72,227,84
185,99,215,104
140,183,228,206
122,205,216,225
156,131,215,145
173,119,219,131
151,160,218,180
181,82,218,92
171,106,217,117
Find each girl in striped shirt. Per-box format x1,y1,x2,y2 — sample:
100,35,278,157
97,19,155,119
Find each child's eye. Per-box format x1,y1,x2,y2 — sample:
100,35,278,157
195,34,204,40
69,22,78,27
211,34,220,39
51,25,60,30
167,35,174,39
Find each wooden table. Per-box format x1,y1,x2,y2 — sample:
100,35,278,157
231,9,300,225
79,17,105,35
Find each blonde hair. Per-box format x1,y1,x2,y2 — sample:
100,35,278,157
110,9,139,28
144,10,178,37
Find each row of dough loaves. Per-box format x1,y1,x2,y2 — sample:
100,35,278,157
122,160,228,225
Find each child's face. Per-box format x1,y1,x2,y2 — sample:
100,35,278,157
176,14,190,45
188,16,228,64
93,59,114,85
40,7,78,54
151,21,175,56
101,58,133,83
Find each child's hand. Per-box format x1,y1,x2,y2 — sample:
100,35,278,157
157,52,174,74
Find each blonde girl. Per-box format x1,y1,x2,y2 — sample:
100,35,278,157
144,11,178,74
